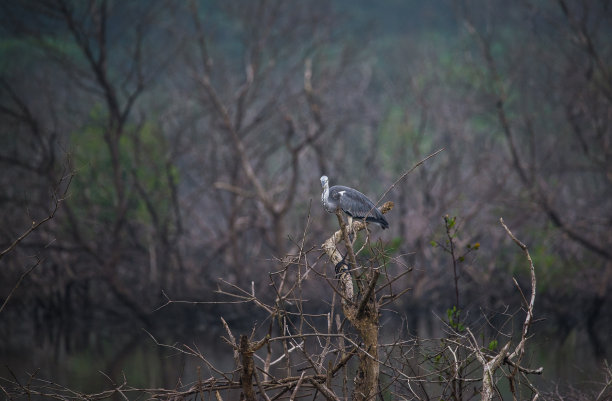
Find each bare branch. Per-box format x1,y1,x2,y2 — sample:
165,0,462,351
0,170,73,260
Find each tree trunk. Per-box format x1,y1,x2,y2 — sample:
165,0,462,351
323,208,393,401
239,335,256,401
347,304,379,401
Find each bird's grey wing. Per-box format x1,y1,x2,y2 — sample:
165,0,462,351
335,187,377,218
333,185,389,229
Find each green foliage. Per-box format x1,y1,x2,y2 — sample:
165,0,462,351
69,105,178,237
488,339,498,351
444,215,456,229
128,121,178,225
70,106,117,225
446,306,465,332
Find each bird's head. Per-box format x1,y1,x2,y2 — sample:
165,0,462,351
320,175,329,188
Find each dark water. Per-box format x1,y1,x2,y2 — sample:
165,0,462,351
0,323,235,396
1,317,609,398
531,329,611,392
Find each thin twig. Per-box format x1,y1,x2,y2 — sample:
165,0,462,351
0,258,42,313
373,148,444,208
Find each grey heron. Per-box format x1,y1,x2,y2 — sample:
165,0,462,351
320,175,389,230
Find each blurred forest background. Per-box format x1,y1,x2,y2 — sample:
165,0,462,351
1,0,611,397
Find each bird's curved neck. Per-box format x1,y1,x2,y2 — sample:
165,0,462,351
321,182,330,209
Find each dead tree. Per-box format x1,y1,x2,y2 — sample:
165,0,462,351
466,218,542,401
322,203,393,401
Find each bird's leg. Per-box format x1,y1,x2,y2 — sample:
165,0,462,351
334,251,351,276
